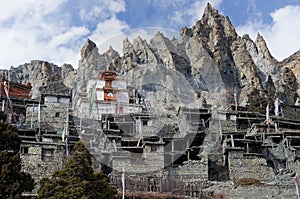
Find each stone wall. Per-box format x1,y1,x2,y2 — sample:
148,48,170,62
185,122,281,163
227,184,296,199
289,160,300,176
208,154,229,181
111,146,164,173
228,150,275,182
26,103,69,132
78,100,142,120
20,144,66,193
41,103,69,131
167,157,208,182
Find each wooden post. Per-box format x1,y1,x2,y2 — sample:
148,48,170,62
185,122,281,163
171,140,174,152
80,118,82,131
246,143,249,153
66,106,69,136
38,101,41,141
186,138,190,149
30,103,33,128
1,99,4,111
230,134,235,147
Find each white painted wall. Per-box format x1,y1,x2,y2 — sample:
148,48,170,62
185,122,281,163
58,97,70,104
96,90,104,100
96,80,105,88
112,80,126,89
117,91,129,103
45,96,57,103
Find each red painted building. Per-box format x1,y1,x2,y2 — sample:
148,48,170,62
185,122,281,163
0,77,33,123
0,77,32,99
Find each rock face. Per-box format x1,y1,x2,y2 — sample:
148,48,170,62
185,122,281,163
3,3,299,111
71,3,293,110
75,39,120,92
280,50,300,81
0,61,71,99
278,51,300,104
2,3,300,198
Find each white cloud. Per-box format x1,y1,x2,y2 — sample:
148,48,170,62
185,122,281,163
48,27,90,49
107,0,126,13
90,16,129,54
79,0,125,22
0,0,127,69
0,0,66,23
148,0,186,9
237,5,300,61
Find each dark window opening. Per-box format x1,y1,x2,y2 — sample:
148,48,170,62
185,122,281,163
42,148,54,161
142,120,148,126
21,147,29,154
55,112,60,117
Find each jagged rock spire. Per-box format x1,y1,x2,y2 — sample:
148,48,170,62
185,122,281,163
105,45,119,59
202,2,219,18
1,2,298,112
255,33,277,63
80,39,98,59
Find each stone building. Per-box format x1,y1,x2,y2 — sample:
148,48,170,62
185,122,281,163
219,105,300,184
3,76,300,198
18,90,78,197
76,104,212,194
0,78,78,197
75,70,143,120
0,77,33,124
0,77,32,99
25,93,71,132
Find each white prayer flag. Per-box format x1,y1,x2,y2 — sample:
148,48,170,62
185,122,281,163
266,104,270,124
122,167,125,199
274,98,279,116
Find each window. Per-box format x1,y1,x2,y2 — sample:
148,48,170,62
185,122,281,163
55,112,60,117
107,92,114,97
21,147,29,154
105,80,112,87
42,148,54,161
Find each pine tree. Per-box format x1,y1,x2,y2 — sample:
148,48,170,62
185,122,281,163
0,122,34,199
38,141,117,199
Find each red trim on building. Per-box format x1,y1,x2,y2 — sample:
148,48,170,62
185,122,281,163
0,77,32,99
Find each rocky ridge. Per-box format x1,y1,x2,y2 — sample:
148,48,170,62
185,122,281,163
1,3,300,199
2,4,297,114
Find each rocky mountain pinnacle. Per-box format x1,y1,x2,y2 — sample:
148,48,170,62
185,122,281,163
1,4,300,198
76,39,120,92
1,3,299,112
280,50,300,83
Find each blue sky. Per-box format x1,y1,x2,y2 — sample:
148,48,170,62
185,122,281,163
0,0,299,69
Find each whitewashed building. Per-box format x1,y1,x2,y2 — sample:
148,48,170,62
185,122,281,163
76,71,143,120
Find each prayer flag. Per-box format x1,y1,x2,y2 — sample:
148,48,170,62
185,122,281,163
266,104,270,124
89,84,96,116
122,167,125,199
275,98,279,116
294,177,300,199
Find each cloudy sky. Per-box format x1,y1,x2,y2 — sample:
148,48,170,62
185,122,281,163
0,0,299,69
